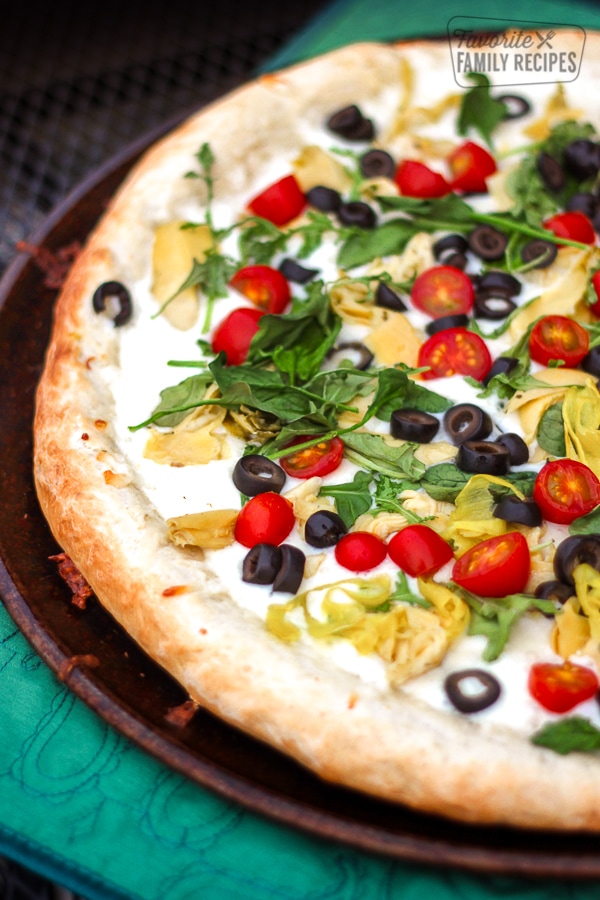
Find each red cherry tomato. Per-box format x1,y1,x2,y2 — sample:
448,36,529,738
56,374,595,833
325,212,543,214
533,459,600,525
334,532,388,572
411,265,475,319
447,140,497,193
211,307,264,366
247,174,306,226
394,160,451,198
543,211,596,245
528,661,599,713
589,270,600,317
280,435,344,480
417,327,492,381
230,265,291,314
528,314,589,368
234,492,295,548
452,532,530,597
388,525,454,577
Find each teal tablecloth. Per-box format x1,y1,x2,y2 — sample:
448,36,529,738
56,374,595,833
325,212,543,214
5,1,600,897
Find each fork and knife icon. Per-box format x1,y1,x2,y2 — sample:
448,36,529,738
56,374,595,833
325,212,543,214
535,29,556,48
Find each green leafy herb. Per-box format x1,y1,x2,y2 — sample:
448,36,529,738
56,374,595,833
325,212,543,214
319,470,373,529
570,503,600,536
341,431,425,480
238,216,289,265
537,402,566,456
132,370,214,429
388,570,432,608
532,717,600,755
421,464,536,504
457,72,508,147
337,220,421,270
372,473,429,523
185,143,217,228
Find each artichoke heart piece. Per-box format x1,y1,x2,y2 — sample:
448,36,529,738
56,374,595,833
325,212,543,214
167,509,238,549
364,310,421,367
563,383,600,478
505,368,592,445
292,145,352,194
152,221,213,330
443,474,522,556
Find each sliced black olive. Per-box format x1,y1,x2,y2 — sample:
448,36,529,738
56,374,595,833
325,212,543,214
305,185,341,212
566,192,598,218
232,455,287,496
304,511,347,548
474,290,517,320
374,281,407,311
468,225,508,261
425,313,470,336
536,152,565,192
442,251,468,270
520,238,558,269
337,200,376,229
272,544,305,593
443,403,492,445
582,346,600,377
360,149,395,179
497,93,531,120
326,341,374,370
242,543,282,585
493,496,542,527
456,440,510,476
326,104,374,141
554,535,600,586
278,258,319,284
564,139,600,180
535,579,573,606
494,432,529,466
390,408,440,443
444,669,501,713
92,281,133,326
481,355,518,387
478,270,521,297
433,233,469,261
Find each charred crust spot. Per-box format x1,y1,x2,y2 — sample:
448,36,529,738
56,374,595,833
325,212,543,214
164,699,199,727
49,552,93,609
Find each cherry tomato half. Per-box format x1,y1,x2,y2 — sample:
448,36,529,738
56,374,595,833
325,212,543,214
334,532,388,572
230,265,291,314
543,211,596,245
529,314,589,368
280,435,344,480
234,492,295,548
394,160,451,199
448,140,497,193
452,531,530,597
211,307,264,365
533,459,600,525
528,661,599,713
411,265,475,319
589,270,600,317
418,327,492,381
247,174,306,227
388,525,454,577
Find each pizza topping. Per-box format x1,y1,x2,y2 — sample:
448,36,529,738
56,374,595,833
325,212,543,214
493,496,542,528
326,104,374,141
553,535,600,586
468,224,508,261
232,455,286,496
388,525,453,577
452,532,531,597
533,459,600,525
247,174,306,227
528,660,599,713
390,408,439,443
536,152,565,193
443,403,492,445
444,668,501,713
395,159,451,199
359,149,395,179
425,313,469,336
448,140,497,194
234,492,295,548
564,138,600,179
520,238,558,268
242,543,282,585
410,265,474,319
334,532,387,572
497,93,531,120
280,435,344,480
494,432,529,466
272,545,306,594
528,315,589,368
167,509,238,549
374,281,407,311
543,210,596,244
456,440,510,477
304,510,347,548
418,328,492,381
92,281,133,327
582,346,600,377
278,258,319,284
337,200,377,229
210,307,264,365
473,291,516,321
229,265,291,314
325,341,374,371
305,185,342,212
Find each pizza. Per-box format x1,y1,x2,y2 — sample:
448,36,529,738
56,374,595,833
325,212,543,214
33,33,600,830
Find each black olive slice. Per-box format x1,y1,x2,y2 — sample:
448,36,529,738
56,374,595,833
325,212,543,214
564,139,600,180
456,440,510,475
92,281,133,326
425,313,470,336
536,152,565,193
442,251,468,270
272,544,306,593
278,258,319,284
535,579,573,606
304,511,347,548
566,192,598,218
474,291,517,320
582,346,600,377
232,455,287,496
326,105,374,141
520,238,558,269
478,270,521,297
494,432,529,466
360,149,395,179
242,543,282,585
498,93,531,120
493,496,542,527
374,281,407,311
554,535,600,586
390,408,440,443
481,355,518,387
444,669,501,713
468,225,508,261
305,185,341,212
337,200,376,229
443,403,492,445
433,233,469,261
326,341,374,370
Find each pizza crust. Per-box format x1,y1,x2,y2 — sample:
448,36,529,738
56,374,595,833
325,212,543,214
33,35,600,830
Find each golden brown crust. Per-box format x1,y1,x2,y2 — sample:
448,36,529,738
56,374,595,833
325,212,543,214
34,34,600,830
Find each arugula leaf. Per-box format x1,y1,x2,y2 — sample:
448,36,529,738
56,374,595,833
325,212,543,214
131,370,214,429
570,503,600,536
372,368,451,420
388,570,432,608
319,470,373,529
532,717,600,755
294,211,339,259
337,220,419,270
341,432,425,480
421,464,536,503
537,402,566,456
238,216,288,265
457,72,508,147
454,589,556,662
372,474,429,523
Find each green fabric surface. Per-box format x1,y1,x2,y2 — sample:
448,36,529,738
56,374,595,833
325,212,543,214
4,1,600,897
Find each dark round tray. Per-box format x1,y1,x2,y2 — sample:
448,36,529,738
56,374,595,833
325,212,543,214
2,120,600,881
